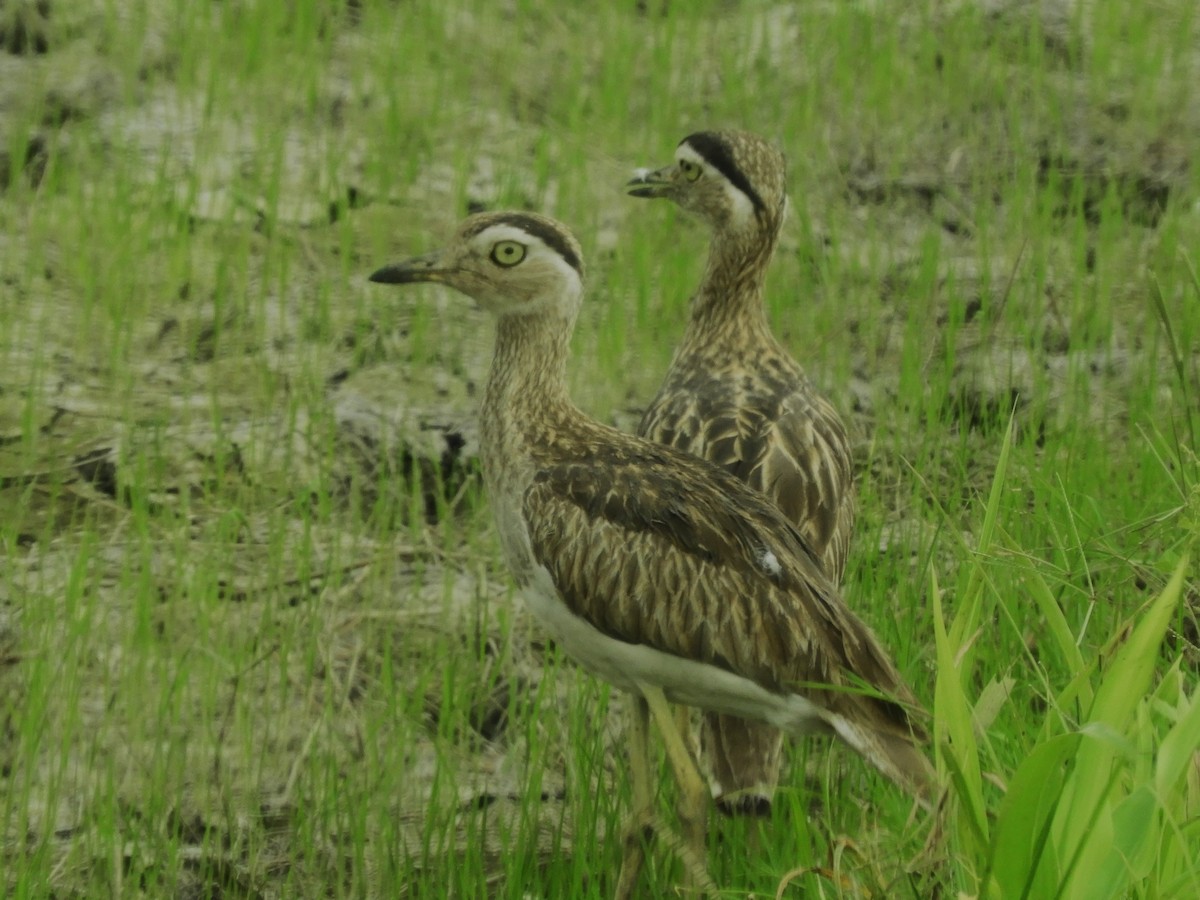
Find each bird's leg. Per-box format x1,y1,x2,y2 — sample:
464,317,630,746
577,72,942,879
615,694,652,900
639,684,715,895
674,703,696,780
671,703,710,863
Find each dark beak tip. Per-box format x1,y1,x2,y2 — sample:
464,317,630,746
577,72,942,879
368,262,435,285
368,267,401,284
625,171,670,198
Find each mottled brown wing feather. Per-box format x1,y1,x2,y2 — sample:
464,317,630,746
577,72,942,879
639,375,856,581
522,444,921,739
756,388,856,579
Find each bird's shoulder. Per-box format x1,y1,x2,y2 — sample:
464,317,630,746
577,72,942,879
526,429,819,582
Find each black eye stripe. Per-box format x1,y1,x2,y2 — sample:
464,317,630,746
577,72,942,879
680,132,766,214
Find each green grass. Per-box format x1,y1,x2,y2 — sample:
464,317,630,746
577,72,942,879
1,0,1198,896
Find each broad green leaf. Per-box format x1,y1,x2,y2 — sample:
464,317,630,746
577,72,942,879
1071,785,1157,900
986,733,1078,900
1058,556,1190,896
1156,684,1200,803
1086,557,1188,729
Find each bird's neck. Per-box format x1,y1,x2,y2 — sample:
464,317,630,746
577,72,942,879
682,223,780,351
481,312,579,476
480,307,607,587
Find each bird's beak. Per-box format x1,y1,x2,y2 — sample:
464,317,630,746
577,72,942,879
625,164,675,199
368,250,449,285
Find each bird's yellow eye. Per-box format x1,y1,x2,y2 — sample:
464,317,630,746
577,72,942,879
679,159,702,182
490,240,526,267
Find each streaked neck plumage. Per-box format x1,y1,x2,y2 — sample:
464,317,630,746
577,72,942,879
481,309,578,480
679,216,782,361
480,306,588,586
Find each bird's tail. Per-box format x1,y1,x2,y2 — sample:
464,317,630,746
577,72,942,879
826,714,937,807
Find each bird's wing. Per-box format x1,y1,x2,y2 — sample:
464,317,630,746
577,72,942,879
756,388,856,579
521,441,920,737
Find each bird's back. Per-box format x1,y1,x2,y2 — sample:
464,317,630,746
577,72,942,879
639,346,855,581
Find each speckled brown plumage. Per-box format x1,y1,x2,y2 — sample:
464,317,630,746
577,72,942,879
523,440,916,737
369,211,931,892
629,131,858,815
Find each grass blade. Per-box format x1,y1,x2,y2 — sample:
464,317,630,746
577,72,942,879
1057,555,1191,898
931,565,989,860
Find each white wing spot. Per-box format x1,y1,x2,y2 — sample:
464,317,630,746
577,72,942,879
759,548,782,577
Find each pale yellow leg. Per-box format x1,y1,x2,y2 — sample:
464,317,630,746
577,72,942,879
674,704,693,759
614,688,717,898
639,684,715,896
672,704,705,845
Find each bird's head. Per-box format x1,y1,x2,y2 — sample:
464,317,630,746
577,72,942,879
626,130,788,234
369,211,585,320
